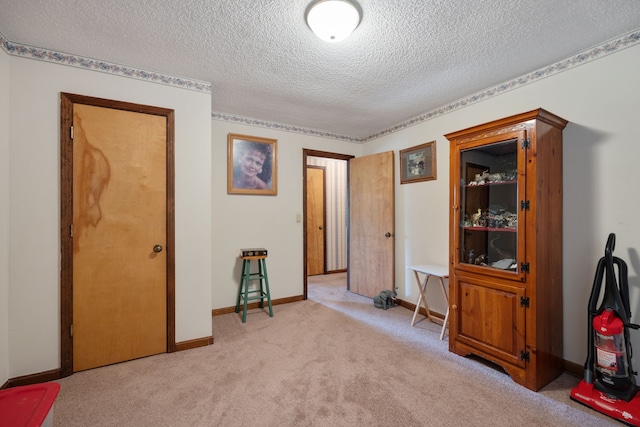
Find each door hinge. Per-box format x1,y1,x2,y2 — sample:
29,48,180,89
70,224,74,237
521,138,530,149
520,262,530,273
520,200,530,211
520,296,530,307
520,350,530,362
70,126,74,140
70,324,73,337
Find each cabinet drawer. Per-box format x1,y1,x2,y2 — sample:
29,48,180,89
452,273,526,368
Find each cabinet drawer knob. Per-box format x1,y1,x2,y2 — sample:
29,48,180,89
452,304,458,310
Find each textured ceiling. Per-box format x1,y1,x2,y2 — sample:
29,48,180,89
1,0,639,140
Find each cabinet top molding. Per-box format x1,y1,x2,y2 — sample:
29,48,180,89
444,108,568,142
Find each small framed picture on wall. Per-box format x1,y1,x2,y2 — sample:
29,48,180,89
227,133,277,195
400,141,437,184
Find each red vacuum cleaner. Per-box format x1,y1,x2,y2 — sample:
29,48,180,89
571,233,640,425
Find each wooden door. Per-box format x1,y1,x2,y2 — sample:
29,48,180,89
348,151,395,298
60,93,175,374
306,166,325,275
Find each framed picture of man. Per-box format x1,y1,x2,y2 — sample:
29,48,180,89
227,133,277,195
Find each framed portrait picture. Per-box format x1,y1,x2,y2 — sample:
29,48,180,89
400,141,437,184
227,133,277,195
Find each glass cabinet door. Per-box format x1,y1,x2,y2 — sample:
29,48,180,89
458,136,523,275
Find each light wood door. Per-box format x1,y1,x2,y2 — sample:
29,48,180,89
348,151,395,298
71,103,168,372
307,166,325,275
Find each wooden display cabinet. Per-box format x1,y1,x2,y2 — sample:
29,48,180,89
445,109,567,391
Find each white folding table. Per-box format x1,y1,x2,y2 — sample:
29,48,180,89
407,264,450,340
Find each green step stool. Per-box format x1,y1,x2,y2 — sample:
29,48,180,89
235,249,273,323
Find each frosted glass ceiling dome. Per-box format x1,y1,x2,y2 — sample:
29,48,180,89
305,0,362,42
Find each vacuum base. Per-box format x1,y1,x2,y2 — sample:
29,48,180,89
571,380,640,426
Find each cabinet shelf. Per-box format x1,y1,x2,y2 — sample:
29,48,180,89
465,180,517,188
463,226,517,233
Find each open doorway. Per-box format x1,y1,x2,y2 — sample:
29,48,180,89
302,149,353,299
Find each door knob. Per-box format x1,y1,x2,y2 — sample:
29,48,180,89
319,226,323,230
385,232,391,238
153,245,163,253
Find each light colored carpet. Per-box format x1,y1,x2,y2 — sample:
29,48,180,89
51,273,617,426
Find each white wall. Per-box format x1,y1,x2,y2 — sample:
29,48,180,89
0,46,10,385
364,43,640,367
210,122,360,310
7,56,213,378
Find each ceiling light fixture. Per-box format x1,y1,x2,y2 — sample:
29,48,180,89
305,0,362,42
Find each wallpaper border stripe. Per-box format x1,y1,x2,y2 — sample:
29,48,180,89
2,28,638,142
214,29,640,143
0,31,211,93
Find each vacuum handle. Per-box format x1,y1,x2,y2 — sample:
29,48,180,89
614,257,632,319
605,233,615,261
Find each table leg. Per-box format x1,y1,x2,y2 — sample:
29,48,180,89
438,276,449,340
440,308,450,340
411,293,422,326
411,271,432,326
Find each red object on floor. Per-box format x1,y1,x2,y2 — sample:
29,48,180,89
571,379,640,426
0,382,60,427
